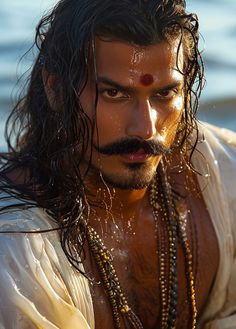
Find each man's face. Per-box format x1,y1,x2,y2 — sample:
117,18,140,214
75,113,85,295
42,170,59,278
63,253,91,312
80,38,184,189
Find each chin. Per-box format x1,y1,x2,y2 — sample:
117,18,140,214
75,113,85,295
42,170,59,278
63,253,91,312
100,163,157,190
104,179,151,190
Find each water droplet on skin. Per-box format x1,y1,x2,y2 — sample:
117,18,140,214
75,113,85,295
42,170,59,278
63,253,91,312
131,47,145,65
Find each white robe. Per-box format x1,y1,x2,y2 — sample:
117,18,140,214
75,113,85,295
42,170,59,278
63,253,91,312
0,122,235,329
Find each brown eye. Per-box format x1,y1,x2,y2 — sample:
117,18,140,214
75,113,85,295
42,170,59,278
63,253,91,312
155,89,177,99
159,90,171,97
107,89,119,97
99,88,128,100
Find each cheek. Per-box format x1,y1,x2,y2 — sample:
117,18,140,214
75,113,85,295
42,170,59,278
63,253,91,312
157,99,183,146
175,95,184,112
97,114,122,135
157,100,182,126
95,103,125,142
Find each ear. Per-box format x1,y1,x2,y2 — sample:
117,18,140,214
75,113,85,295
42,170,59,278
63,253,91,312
42,68,58,110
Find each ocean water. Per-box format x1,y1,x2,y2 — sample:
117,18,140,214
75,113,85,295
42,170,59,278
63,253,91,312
0,0,236,149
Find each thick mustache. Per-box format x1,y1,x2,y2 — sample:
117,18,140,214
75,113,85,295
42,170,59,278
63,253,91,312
94,138,171,156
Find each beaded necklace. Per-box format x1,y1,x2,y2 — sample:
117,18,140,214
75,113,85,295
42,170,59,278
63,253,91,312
86,161,197,329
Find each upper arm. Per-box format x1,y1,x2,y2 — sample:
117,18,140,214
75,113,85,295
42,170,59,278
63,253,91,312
0,230,93,329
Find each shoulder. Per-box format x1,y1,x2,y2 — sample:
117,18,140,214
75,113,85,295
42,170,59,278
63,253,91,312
196,122,236,214
200,121,236,143
197,121,236,160
193,122,236,223
192,121,236,189
0,190,58,232
0,191,94,328
196,125,236,329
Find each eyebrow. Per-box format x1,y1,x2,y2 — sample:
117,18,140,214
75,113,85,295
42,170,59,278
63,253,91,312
96,76,183,92
96,77,133,92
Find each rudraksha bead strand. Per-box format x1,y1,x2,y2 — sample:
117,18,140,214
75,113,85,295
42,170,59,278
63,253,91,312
177,211,197,329
86,225,144,329
150,161,179,329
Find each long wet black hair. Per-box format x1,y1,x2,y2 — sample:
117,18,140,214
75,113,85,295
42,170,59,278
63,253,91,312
0,0,204,268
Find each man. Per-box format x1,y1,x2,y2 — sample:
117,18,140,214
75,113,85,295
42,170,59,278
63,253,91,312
0,0,235,328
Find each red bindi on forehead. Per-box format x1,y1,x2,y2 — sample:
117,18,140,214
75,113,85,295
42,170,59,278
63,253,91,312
140,74,154,86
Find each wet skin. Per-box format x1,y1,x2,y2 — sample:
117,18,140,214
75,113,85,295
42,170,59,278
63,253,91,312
84,168,219,329
79,39,219,328
6,38,219,328
80,39,184,190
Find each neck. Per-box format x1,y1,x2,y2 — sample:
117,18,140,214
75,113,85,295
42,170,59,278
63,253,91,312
84,173,150,224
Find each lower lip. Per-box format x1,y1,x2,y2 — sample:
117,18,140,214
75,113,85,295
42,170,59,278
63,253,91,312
121,153,151,162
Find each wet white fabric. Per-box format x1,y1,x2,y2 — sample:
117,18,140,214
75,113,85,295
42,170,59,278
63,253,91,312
194,123,236,329
0,122,235,328
0,205,95,329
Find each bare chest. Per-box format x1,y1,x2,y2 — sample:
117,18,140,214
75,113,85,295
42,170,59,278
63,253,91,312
86,196,219,329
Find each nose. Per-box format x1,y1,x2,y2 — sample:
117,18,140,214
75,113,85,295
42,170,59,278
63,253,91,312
126,99,157,140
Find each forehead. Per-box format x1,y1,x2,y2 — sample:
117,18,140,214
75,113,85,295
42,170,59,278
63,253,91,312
94,38,183,84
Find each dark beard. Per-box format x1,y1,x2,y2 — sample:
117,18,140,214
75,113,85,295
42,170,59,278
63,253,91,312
90,161,156,190
87,137,169,190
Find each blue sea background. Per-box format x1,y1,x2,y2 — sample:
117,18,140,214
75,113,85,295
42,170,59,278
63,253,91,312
0,0,236,150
